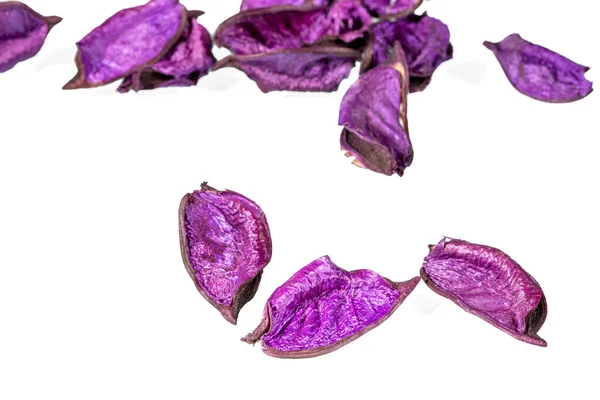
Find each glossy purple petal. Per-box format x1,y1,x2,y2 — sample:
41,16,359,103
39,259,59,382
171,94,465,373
421,238,548,347
339,43,412,176
362,0,422,19
0,2,61,73
214,4,326,55
243,255,420,358
240,0,331,11
64,0,187,89
179,182,272,325
363,13,452,92
117,13,215,92
484,33,593,103
214,46,359,92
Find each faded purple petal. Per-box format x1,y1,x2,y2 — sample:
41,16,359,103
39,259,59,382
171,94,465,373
64,0,187,89
0,2,61,73
179,182,272,325
214,5,326,55
118,13,215,92
241,0,331,11
362,0,422,19
484,33,593,103
339,43,412,176
324,0,371,43
364,13,453,92
214,46,359,92
243,255,420,358
421,238,548,347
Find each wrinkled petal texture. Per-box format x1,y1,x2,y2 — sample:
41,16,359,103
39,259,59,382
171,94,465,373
215,7,326,55
339,60,412,175
118,17,215,92
0,2,60,73
422,239,547,346
69,0,186,87
219,47,358,92
370,14,452,92
241,0,330,11
362,0,421,19
484,33,592,103
261,256,419,354
324,0,370,43
182,185,272,307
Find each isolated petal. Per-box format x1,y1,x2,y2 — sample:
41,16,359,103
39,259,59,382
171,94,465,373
484,33,592,103
64,0,187,89
118,12,215,92
339,43,412,176
243,255,420,358
179,182,272,324
214,46,359,92
421,238,548,346
0,1,62,73
363,13,452,92
362,0,422,19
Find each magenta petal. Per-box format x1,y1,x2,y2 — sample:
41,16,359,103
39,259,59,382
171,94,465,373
421,238,548,347
179,182,272,325
0,2,62,73
339,43,412,176
364,13,453,93
240,0,330,11
214,46,359,93
243,255,420,358
64,0,187,89
117,13,215,93
362,0,422,19
324,0,371,43
484,33,593,103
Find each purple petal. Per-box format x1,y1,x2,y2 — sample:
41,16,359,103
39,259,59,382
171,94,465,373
240,0,331,11
484,33,593,103
243,255,420,358
0,2,62,73
118,12,215,92
64,0,187,89
363,13,453,93
213,46,359,93
421,238,548,347
323,0,371,43
339,43,412,176
179,182,272,325
362,0,422,19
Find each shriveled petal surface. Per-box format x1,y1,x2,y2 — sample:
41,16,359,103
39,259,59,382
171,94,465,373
421,238,548,346
339,43,412,176
484,33,592,102
214,46,359,92
0,2,61,73
243,256,420,358
214,5,326,55
64,0,186,89
118,15,215,92
366,13,452,92
362,0,422,19
241,0,330,11
323,0,371,43
179,183,272,324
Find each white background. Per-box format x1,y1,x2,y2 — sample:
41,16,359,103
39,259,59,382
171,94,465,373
1,0,599,398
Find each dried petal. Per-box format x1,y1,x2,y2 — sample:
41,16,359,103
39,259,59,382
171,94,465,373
179,182,272,324
363,13,453,92
362,0,422,20
241,0,331,12
484,33,593,103
339,43,412,176
0,1,62,73
421,238,548,347
64,0,187,89
243,255,420,358
324,0,371,43
213,46,359,92
117,12,215,92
